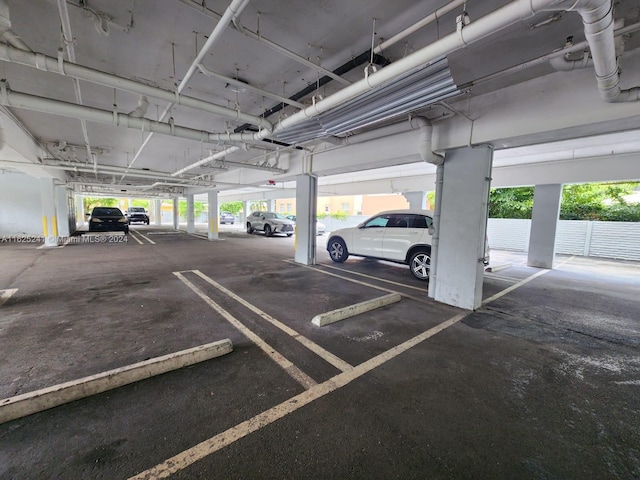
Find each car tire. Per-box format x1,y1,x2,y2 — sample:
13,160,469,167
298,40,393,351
286,233,293,237
409,249,431,281
146,220,150,225
264,224,272,237
124,226,129,234
328,237,349,263
247,223,254,234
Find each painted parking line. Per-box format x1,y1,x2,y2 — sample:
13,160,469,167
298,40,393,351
191,270,353,372
132,266,550,479
0,288,18,307
128,232,144,244
283,260,434,306
130,229,156,244
319,262,429,292
128,311,469,480
173,272,317,390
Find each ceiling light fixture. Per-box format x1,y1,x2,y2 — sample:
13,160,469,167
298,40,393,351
273,57,460,144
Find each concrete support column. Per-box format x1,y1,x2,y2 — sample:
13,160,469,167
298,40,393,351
266,199,275,212
527,184,563,269
186,194,195,234
403,191,427,210
431,146,492,310
172,198,179,230
55,186,71,237
207,190,219,240
76,194,85,226
243,201,251,226
154,199,162,225
294,174,318,265
39,177,59,247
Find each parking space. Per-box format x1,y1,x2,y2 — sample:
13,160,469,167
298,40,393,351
1,233,639,479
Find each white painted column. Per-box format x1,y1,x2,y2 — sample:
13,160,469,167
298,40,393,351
266,199,275,212
186,194,195,234
432,146,492,310
39,177,59,247
207,190,220,240
76,194,85,226
242,200,251,227
154,199,162,225
527,184,563,269
294,174,318,265
172,198,179,230
55,186,71,237
403,191,427,210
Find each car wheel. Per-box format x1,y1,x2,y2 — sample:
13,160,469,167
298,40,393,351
409,249,431,281
247,222,254,234
124,226,129,234
146,220,150,225
328,237,348,263
264,224,272,237
286,233,293,237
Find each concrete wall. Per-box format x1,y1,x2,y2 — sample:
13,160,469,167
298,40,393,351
0,171,43,235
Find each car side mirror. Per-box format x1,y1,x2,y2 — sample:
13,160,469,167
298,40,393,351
428,225,435,235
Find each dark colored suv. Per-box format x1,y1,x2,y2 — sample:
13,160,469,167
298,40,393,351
126,207,150,225
88,207,129,234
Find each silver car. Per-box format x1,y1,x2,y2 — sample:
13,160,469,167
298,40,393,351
246,211,295,237
327,209,435,280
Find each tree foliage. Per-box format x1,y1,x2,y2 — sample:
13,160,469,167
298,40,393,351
178,200,206,219
220,201,243,215
488,183,640,221
83,197,118,211
489,187,534,219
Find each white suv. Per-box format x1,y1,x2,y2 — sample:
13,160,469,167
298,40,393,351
327,209,435,281
246,211,295,237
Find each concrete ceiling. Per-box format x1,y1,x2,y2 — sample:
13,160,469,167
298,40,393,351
0,0,639,199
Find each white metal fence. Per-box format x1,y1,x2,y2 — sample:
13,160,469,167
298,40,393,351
487,218,640,261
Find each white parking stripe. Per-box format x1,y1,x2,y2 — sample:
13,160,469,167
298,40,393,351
319,262,429,291
131,229,156,244
192,270,353,372
128,311,469,480
284,260,433,306
0,288,18,307
173,272,317,390
128,232,144,244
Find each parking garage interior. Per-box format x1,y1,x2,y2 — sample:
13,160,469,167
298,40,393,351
1,1,639,478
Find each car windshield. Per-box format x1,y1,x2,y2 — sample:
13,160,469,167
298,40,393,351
93,207,123,216
129,207,144,212
273,213,287,219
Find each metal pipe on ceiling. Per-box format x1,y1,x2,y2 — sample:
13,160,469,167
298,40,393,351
196,63,305,109
0,84,251,148
0,44,272,130
178,0,351,86
123,0,252,177
56,0,94,171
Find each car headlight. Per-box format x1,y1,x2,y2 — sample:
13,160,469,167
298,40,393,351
91,218,103,223
118,218,128,223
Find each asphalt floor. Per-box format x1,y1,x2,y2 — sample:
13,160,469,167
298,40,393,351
1,224,639,479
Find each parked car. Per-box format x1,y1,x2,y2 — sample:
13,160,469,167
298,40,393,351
326,209,435,280
247,211,294,237
88,207,129,234
125,206,149,224
220,211,235,224
285,215,326,235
